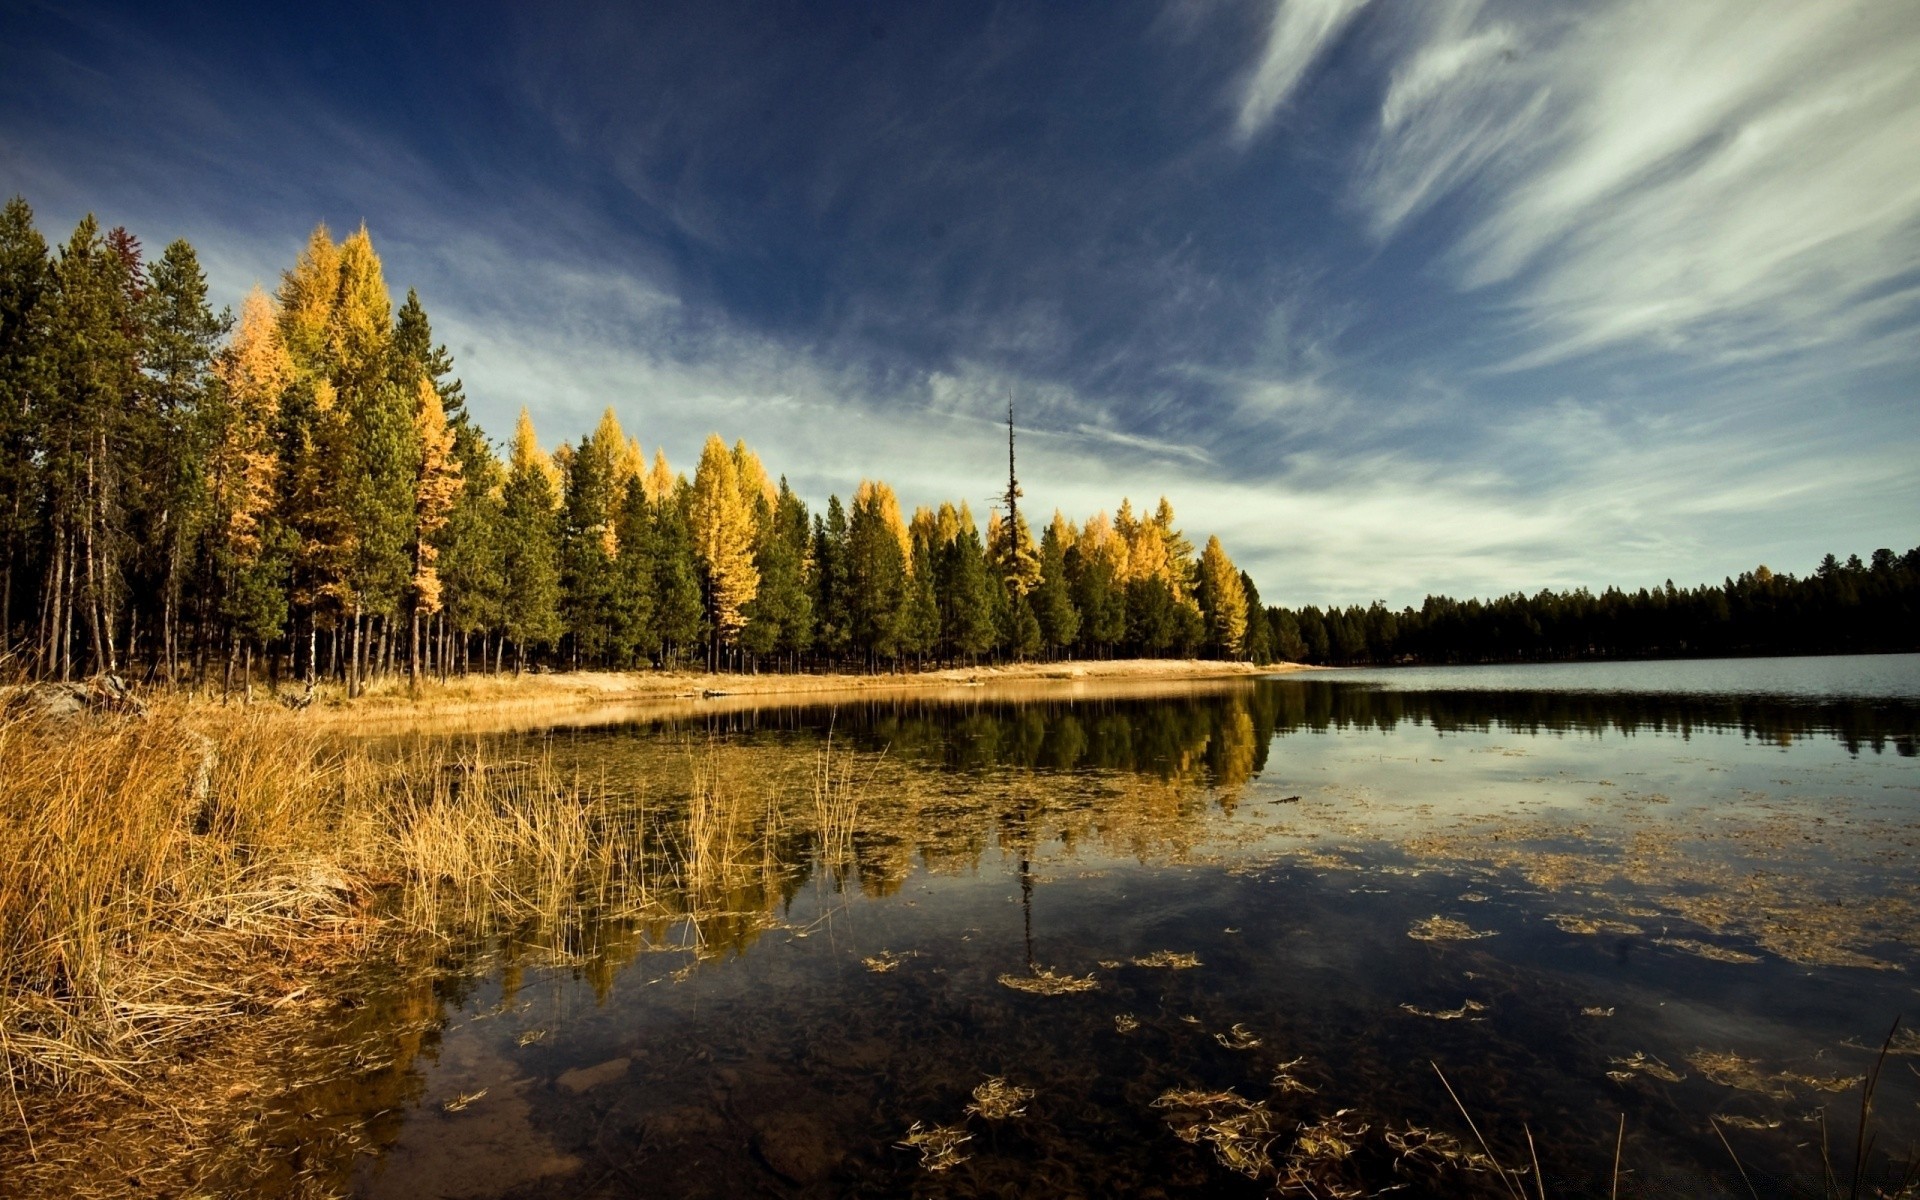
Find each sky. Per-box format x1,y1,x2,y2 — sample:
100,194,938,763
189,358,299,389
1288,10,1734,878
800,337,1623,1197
3,0,1916,607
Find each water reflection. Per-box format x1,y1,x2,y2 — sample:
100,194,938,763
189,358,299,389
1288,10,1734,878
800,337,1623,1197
251,670,1920,1197
563,676,1920,772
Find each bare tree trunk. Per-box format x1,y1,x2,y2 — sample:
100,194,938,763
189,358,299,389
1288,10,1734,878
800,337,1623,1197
410,608,422,691
347,602,363,698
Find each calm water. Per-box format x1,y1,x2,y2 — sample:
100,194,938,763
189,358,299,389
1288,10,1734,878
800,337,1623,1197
306,657,1920,1197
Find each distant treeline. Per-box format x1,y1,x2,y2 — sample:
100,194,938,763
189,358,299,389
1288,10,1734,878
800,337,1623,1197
0,199,1265,690
1263,548,1920,666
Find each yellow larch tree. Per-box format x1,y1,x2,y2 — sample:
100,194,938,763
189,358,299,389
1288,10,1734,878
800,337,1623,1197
853,478,911,566
410,377,461,683
277,224,340,372
645,448,675,505
1198,534,1248,657
209,288,292,561
690,433,759,655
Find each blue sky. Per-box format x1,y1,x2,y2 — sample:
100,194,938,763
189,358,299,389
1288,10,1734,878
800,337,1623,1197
4,0,1916,606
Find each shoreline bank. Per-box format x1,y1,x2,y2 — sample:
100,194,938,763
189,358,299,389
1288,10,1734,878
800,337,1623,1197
201,658,1315,732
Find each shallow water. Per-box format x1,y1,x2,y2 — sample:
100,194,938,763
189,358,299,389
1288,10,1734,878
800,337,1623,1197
313,656,1920,1197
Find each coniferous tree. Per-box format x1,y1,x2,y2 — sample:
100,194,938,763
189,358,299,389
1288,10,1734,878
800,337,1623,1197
689,433,759,666
409,378,460,685
1239,571,1273,664
608,476,657,666
812,497,852,664
501,410,562,667
847,480,910,665
942,516,997,662
742,478,813,667
1033,513,1080,657
650,478,704,665
1003,586,1042,661
559,409,626,663
902,530,941,664
41,216,140,678
1196,535,1248,659
0,198,51,652
438,424,506,670
206,288,294,675
136,239,226,679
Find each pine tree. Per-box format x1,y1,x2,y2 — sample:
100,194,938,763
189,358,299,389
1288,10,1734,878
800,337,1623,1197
848,479,910,665
943,520,997,661
1033,513,1080,656
40,216,140,678
135,238,227,679
608,476,657,665
1069,518,1125,656
1004,586,1042,661
902,530,941,664
1239,571,1273,664
559,408,627,663
391,288,465,422
438,423,506,668
742,478,813,666
650,479,704,665
812,498,852,663
501,409,561,666
0,197,51,652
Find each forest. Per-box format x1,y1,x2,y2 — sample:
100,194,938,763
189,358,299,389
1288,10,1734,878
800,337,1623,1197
1263,548,1920,666
3,196,1912,693
0,199,1264,692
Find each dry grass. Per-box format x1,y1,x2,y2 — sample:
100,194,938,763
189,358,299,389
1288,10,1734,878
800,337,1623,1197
0,702,865,1196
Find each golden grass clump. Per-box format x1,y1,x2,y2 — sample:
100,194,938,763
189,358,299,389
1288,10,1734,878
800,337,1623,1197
997,967,1099,995
965,1076,1034,1120
1407,916,1497,942
1400,999,1488,1021
0,704,673,1195
1130,949,1202,969
898,1120,973,1172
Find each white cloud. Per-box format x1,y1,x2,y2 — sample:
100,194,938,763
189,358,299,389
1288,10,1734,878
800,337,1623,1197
1234,0,1371,140
1355,0,1920,366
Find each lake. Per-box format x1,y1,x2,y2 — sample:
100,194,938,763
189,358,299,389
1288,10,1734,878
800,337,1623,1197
287,655,1920,1197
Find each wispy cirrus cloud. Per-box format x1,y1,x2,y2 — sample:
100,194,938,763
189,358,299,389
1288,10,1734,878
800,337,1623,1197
1233,0,1372,140
1351,0,1920,367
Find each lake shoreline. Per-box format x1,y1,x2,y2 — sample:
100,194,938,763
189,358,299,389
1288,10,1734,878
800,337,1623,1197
209,657,1315,732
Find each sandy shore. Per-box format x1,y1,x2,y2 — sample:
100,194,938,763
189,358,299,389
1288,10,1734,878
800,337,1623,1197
235,658,1313,733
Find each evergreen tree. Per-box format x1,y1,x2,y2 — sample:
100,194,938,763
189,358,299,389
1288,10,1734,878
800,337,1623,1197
1033,514,1080,656
559,408,626,663
609,476,657,665
942,520,997,661
438,423,506,667
742,478,813,665
1003,586,1042,661
136,238,227,677
391,287,465,422
847,479,910,664
902,530,941,663
0,198,51,652
650,478,704,665
812,496,852,663
1070,545,1124,656
501,410,562,666
1239,571,1273,664
40,216,141,678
